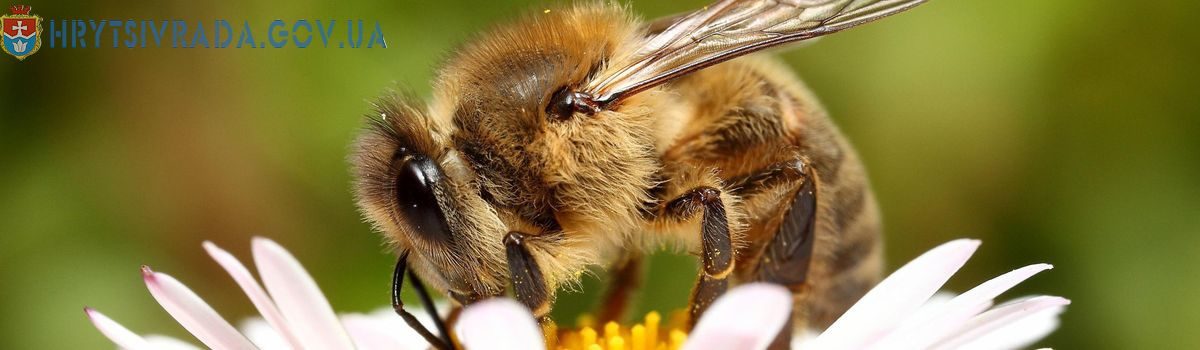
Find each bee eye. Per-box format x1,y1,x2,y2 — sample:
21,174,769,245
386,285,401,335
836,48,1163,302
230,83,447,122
394,155,454,244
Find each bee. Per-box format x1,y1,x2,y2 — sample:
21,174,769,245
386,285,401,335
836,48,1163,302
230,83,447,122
351,0,927,348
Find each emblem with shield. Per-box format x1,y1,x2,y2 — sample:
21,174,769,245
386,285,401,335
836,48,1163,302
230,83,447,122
2,5,41,60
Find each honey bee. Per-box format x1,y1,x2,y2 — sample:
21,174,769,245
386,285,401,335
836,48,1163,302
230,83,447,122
351,1,927,348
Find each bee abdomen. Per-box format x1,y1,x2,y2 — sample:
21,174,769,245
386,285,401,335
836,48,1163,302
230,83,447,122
810,181,883,327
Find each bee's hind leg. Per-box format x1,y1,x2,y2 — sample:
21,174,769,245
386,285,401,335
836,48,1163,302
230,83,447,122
730,158,819,350
660,186,734,329
730,158,817,290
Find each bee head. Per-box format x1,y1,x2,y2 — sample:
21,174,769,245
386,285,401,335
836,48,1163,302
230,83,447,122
351,93,508,303
354,4,667,305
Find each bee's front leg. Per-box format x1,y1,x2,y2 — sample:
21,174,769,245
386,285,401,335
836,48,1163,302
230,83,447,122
504,231,552,317
391,253,454,350
662,186,734,328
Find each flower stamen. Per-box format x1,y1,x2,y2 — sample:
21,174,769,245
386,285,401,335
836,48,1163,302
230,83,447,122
552,311,688,350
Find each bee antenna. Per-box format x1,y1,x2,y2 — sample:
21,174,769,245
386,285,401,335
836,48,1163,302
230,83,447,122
392,253,454,350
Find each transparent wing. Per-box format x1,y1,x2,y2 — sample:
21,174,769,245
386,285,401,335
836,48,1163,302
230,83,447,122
584,0,928,106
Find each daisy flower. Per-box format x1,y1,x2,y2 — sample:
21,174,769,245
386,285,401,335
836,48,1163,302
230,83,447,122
87,238,1067,350
86,238,436,350
462,239,1069,350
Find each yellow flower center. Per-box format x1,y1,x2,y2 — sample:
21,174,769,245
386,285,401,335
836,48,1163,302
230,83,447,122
547,311,690,350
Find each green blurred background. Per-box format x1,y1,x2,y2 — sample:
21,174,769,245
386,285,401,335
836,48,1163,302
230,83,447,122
2,0,1197,348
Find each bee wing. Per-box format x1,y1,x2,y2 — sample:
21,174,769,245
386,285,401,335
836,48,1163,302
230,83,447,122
584,0,927,105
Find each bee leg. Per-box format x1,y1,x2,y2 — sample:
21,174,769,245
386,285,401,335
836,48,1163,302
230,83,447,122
597,253,643,323
505,231,553,317
733,160,819,350
408,269,454,346
392,252,453,350
539,316,558,347
727,158,817,288
664,186,733,329
690,273,729,330
445,305,463,334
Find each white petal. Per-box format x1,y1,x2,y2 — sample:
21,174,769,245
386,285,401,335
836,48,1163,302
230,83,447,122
240,318,292,350
144,335,204,350
956,303,1065,350
342,313,417,350
903,292,958,324
252,237,357,350
812,239,980,349
364,307,442,349
874,264,1053,349
141,267,258,349
455,298,545,350
684,283,792,350
933,296,1069,350
204,241,303,349
84,307,154,350
789,329,820,349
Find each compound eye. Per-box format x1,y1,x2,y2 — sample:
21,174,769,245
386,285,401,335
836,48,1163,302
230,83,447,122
394,155,454,244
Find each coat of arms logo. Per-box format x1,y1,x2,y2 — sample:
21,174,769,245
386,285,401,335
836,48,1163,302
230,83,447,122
2,5,40,60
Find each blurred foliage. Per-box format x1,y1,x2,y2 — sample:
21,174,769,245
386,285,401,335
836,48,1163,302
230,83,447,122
2,0,1198,348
